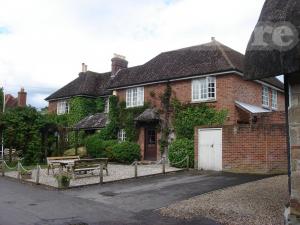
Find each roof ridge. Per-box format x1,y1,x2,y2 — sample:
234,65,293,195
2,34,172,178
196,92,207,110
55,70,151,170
214,40,236,69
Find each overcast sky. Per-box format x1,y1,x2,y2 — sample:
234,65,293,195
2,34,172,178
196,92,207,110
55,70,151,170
0,0,266,108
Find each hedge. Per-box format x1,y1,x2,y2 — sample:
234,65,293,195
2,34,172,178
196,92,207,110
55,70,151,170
168,138,194,168
111,141,141,164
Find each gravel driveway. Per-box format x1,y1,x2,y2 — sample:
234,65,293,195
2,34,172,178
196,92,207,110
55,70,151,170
5,163,181,188
160,175,289,225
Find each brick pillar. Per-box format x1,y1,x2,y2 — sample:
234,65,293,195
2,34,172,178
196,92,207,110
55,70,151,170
289,75,300,223
17,88,27,107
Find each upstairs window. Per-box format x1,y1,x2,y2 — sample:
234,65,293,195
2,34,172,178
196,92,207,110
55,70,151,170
262,86,269,108
271,89,278,110
118,129,126,142
126,87,144,108
192,76,216,102
104,98,110,113
57,101,69,115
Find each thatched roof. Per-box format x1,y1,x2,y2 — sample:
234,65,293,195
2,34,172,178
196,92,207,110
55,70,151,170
74,113,107,130
244,0,300,79
135,109,160,122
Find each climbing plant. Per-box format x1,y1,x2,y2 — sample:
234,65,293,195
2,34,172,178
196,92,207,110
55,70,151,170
159,83,172,154
172,100,228,139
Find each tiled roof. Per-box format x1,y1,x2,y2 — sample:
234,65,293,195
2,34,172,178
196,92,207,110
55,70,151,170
45,71,112,101
46,40,284,102
74,113,107,130
109,40,283,90
109,40,244,89
5,94,18,108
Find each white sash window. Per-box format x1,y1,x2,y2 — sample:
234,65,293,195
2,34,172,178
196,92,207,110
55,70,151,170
271,89,278,110
262,86,269,108
192,77,216,102
57,100,69,115
126,87,144,108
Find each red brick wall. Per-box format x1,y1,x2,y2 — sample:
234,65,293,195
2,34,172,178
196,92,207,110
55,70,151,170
115,73,285,126
194,124,288,174
48,101,57,114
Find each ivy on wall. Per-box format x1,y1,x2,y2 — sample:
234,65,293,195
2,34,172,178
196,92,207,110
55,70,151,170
65,96,105,146
98,96,149,142
172,100,228,140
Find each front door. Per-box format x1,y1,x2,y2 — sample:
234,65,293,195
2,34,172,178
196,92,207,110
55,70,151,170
144,128,157,161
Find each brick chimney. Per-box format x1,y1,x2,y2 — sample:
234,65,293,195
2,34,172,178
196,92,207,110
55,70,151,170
81,63,88,72
111,54,128,77
17,88,27,107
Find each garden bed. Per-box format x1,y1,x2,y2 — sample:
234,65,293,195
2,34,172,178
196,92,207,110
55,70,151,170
4,163,182,188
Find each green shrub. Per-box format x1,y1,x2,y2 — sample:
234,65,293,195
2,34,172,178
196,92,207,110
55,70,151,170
63,146,87,157
168,138,194,168
85,134,106,158
111,141,141,164
85,134,118,159
102,140,118,160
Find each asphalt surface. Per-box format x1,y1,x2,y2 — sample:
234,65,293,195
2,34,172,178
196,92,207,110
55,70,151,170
0,171,268,225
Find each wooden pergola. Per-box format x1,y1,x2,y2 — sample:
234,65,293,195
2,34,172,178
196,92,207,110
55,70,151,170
244,0,300,223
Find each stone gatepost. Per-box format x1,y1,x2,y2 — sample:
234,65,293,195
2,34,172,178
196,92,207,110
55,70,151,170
289,75,300,223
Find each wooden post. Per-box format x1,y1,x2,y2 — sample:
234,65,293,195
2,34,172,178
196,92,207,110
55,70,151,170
186,155,190,171
99,164,103,185
17,161,20,180
134,161,138,178
36,165,40,185
1,160,4,176
162,157,166,174
75,130,79,156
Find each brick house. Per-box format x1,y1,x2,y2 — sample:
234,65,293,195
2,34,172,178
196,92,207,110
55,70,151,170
5,88,27,109
46,39,287,172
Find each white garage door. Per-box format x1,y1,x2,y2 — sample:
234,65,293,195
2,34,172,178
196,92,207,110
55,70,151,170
198,128,222,171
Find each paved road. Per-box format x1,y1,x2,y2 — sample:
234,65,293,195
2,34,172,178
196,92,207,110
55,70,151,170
0,171,268,225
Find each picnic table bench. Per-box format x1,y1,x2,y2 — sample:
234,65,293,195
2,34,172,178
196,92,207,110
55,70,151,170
47,156,80,175
72,158,109,179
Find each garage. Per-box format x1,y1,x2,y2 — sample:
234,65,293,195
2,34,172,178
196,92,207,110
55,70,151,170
197,128,222,171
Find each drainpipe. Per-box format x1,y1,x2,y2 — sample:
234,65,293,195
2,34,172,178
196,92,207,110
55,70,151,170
285,75,291,195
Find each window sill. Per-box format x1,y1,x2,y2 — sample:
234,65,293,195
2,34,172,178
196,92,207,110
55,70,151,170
126,105,144,109
191,99,217,104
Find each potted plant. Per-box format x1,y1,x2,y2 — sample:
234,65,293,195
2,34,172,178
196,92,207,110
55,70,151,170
54,172,72,189
21,170,32,180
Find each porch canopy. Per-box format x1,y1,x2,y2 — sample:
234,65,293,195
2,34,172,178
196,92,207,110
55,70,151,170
235,101,271,114
134,108,160,123
74,113,107,130
244,0,300,80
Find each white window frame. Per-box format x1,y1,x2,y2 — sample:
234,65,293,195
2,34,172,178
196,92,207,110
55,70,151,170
271,89,278,110
192,76,216,102
126,87,144,108
262,86,270,108
57,100,69,115
104,98,110,113
118,129,126,142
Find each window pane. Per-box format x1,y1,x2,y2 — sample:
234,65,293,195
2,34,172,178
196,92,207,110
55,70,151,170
262,86,269,107
192,80,200,100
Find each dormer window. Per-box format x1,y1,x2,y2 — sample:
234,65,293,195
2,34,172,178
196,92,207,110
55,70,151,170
262,86,269,108
126,87,144,108
57,100,69,115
